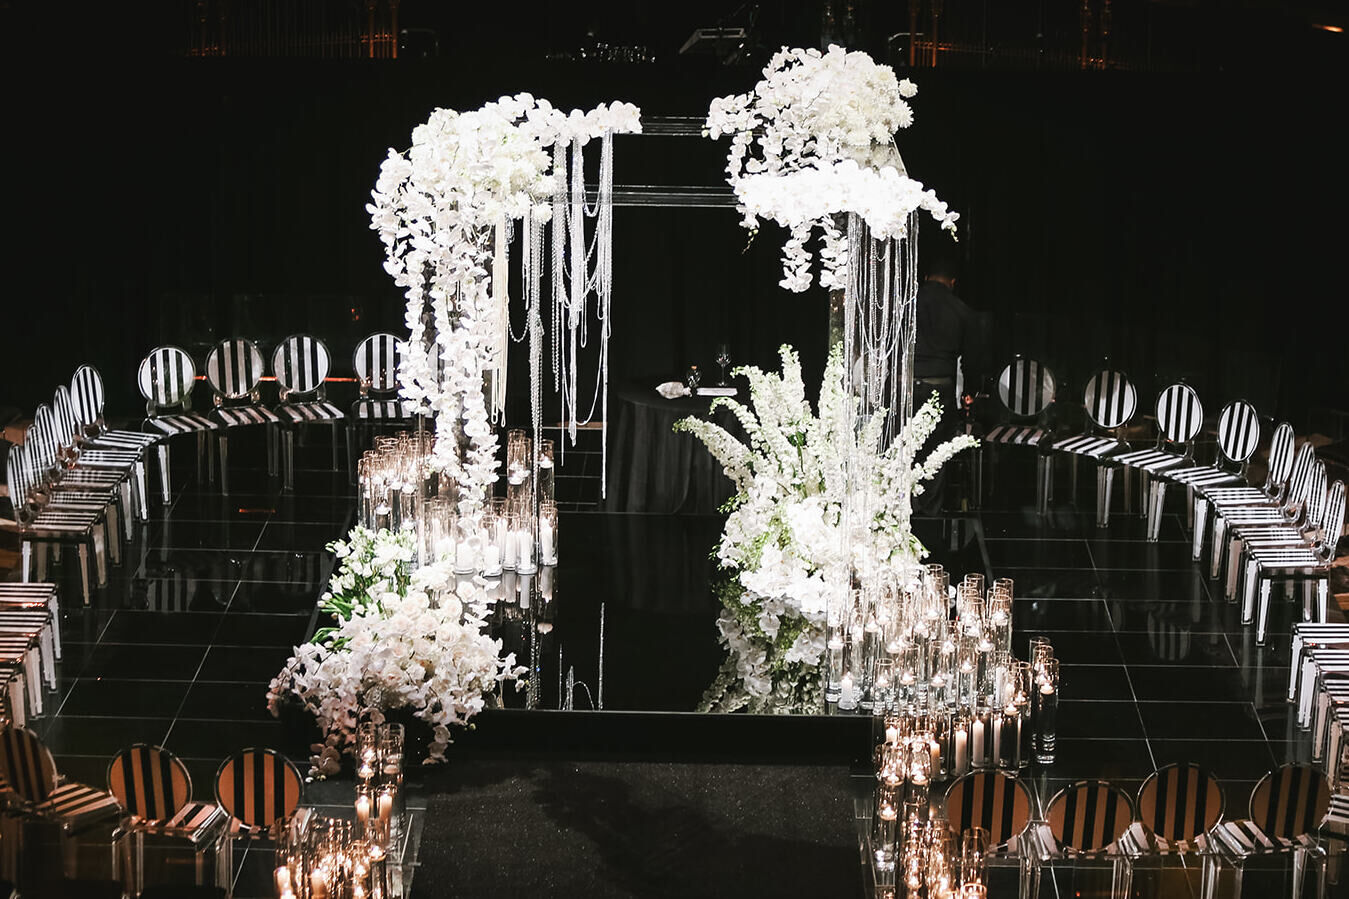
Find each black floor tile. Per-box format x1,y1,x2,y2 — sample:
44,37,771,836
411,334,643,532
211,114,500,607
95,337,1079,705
229,581,328,614
252,522,345,552
196,645,292,683
212,613,311,647
1138,701,1266,741
178,681,277,722
1086,540,1200,571
1115,631,1237,667
986,538,1094,570
1042,738,1156,779
999,568,1101,599
1055,701,1145,739
1096,569,1218,602
144,520,265,551
1013,598,1114,632
58,678,192,718
164,718,289,758
77,643,207,680
1058,665,1135,701
1127,665,1254,702
1148,739,1277,781
1020,631,1123,665
40,715,172,756
98,610,223,645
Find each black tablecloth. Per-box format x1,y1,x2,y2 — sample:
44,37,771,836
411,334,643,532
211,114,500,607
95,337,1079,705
602,384,741,513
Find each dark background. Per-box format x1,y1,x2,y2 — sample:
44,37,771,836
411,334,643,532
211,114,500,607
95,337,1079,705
2,0,1345,430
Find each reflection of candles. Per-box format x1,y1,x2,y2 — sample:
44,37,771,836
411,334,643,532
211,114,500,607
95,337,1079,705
275,865,292,895
356,794,371,826
961,885,988,897
358,762,375,781
885,724,900,745
311,869,329,899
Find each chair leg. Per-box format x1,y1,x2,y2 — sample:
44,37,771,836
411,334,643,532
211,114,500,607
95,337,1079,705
1071,454,1079,505
331,421,340,471
1256,574,1272,646
36,542,49,580
1098,466,1115,527
1241,557,1259,623
1200,852,1219,899
1193,496,1209,561
1036,454,1050,516
219,433,230,495
78,541,93,605
134,458,149,520
1226,536,1245,600
21,540,32,581
208,431,217,484
1138,469,1150,518
283,429,295,492
1211,518,1229,580
156,442,172,503
347,422,358,485
267,423,278,477
1017,855,1039,899
1317,576,1329,625
1231,857,1244,899
93,524,109,586
105,505,122,566
1112,856,1133,899
1294,845,1307,899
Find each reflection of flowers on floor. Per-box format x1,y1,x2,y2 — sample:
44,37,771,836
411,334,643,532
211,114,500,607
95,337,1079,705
267,527,525,772
677,346,976,714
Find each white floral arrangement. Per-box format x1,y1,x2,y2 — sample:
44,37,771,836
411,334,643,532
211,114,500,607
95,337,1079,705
268,527,525,772
367,95,640,516
705,45,958,291
675,346,976,713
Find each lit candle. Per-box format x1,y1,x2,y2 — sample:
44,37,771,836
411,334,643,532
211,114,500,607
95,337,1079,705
954,725,969,775
885,724,900,745
482,544,501,573
378,791,393,823
961,885,988,898
274,865,292,895
971,716,985,766
928,738,940,774
539,518,556,565
358,761,375,781
310,869,329,899
456,539,474,571
355,794,371,826
839,673,857,710
517,530,535,570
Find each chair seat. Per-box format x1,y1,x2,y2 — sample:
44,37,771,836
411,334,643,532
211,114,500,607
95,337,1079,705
97,428,160,446
148,413,218,436
1113,448,1188,472
34,782,123,830
1123,822,1215,856
1214,819,1319,857
213,406,281,428
1206,488,1274,505
1052,435,1123,458
355,399,414,420
1249,549,1323,570
1168,465,1242,487
134,800,226,843
984,424,1047,446
278,402,344,423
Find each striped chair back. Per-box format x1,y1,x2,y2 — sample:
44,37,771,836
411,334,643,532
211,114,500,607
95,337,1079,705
1154,383,1204,446
1083,369,1137,430
996,356,1055,418
70,364,106,430
107,743,192,823
1302,466,1328,533
0,726,60,804
137,346,198,411
353,333,403,396
214,748,303,830
944,771,1035,846
205,339,266,401
27,405,60,476
1215,401,1261,467
1262,423,1296,494
1318,482,1346,562
1136,763,1224,842
1249,765,1330,841
5,444,32,511
1283,445,1319,520
1046,780,1135,853
52,386,81,451
272,334,333,399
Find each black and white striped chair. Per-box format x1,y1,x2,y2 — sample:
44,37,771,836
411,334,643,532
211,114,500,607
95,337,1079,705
26,403,126,564
272,334,345,489
212,748,303,841
4,442,109,604
1172,400,1263,560
348,332,414,470
1202,421,1298,580
0,726,124,879
980,356,1057,513
69,364,156,520
1110,382,1206,541
1221,444,1321,603
1213,765,1330,899
203,338,282,495
48,390,142,539
1246,480,1345,646
1050,367,1139,526
1042,780,1135,898
138,346,220,501
106,744,230,896
943,770,1040,899
1121,762,1225,899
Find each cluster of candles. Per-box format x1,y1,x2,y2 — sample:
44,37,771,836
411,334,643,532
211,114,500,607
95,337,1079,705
828,568,1061,771
274,723,408,898
357,429,559,576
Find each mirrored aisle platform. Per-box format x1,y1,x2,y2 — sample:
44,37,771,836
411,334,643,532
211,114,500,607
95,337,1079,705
2,429,1339,899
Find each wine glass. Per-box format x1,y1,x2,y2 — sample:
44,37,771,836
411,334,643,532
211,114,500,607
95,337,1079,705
685,365,701,393
715,343,731,385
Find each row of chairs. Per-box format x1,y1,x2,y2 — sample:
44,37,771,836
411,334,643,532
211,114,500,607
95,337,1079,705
940,762,1334,898
0,726,304,897
138,332,412,495
1290,623,1349,804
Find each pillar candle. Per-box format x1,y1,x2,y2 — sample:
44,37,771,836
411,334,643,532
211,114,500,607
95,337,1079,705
954,726,969,775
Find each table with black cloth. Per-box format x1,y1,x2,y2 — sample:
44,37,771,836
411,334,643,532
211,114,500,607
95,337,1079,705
602,383,742,513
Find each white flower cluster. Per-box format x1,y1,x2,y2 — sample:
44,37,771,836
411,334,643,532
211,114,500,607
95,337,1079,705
268,527,526,771
679,345,977,712
704,45,957,291
367,95,640,515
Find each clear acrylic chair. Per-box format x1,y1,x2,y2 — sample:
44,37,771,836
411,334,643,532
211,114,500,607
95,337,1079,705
1244,481,1345,646
68,365,156,520
137,345,220,501
272,334,345,490
1050,365,1139,526
1203,422,1298,579
943,770,1040,899
25,403,126,567
212,748,303,840
1042,779,1135,898
203,338,282,495
348,332,414,473
1169,400,1263,560
106,743,230,897
980,355,1057,513
1122,762,1225,899
1222,445,1321,605
1213,764,1330,898
1110,382,1206,541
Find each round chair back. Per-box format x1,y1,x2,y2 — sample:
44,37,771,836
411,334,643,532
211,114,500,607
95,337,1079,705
944,770,1035,846
70,364,107,430
205,339,266,400
1046,780,1135,853
1215,401,1261,466
1319,482,1346,562
1136,762,1224,842
352,332,403,394
272,334,333,397
107,743,193,823
1249,764,1330,841
0,726,60,804
138,346,199,409
1154,383,1204,445
1083,369,1137,430
997,356,1055,418
214,748,303,830
1264,422,1296,492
